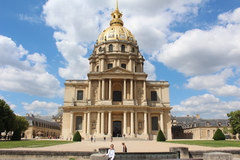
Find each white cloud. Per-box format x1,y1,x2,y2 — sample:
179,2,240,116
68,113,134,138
19,14,43,24
158,24,240,76
186,68,234,90
23,100,60,115
144,60,157,80
42,0,204,79
209,85,240,97
0,35,63,98
218,8,240,24
172,94,240,118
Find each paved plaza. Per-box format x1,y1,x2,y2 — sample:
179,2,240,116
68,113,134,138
3,139,240,152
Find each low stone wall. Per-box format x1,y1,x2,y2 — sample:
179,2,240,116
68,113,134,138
0,150,93,160
190,150,240,159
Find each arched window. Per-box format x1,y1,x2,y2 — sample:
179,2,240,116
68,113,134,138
121,45,125,52
109,44,113,52
99,47,102,52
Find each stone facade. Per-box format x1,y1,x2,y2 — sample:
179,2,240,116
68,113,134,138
172,115,232,139
61,2,172,140
24,115,61,139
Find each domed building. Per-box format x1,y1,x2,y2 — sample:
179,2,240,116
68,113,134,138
61,1,172,140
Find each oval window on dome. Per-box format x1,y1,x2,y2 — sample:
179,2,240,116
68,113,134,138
119,34,125,39
108,33,114,38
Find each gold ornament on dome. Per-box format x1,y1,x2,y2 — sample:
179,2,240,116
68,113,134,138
97,0,136,44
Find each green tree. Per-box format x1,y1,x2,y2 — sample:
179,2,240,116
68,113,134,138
213,128,225,140
227,110,240,135
223,126,229,134
0,99,16,135
11,116,29,141
157,129,166,141
73,131,82,141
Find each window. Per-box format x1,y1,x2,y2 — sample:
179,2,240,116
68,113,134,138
121,64,126,69
99,47,102,52
108,63,113,69
77,90,83,100
151,91,157,101
113,91,122,101
152,117,158,131
75,116,82,130
96,66,99,72
109,44,113,52
121,45,125,52
131,47,135,52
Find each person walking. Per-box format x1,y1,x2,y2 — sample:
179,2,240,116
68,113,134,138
122,142,127,152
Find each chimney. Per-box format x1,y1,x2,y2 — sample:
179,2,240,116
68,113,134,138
196,114,200,119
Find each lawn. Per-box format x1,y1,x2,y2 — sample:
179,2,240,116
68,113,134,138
0,140,73,149
166,140,240,147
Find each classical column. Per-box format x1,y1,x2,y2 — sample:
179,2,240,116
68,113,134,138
83,112,87,134
130,79,133,100
129,59,132,71
123,112,127,135
144,112,148,135
98,80,101,100
135,112,138,135
143,81,146,101
123,79,126,100
148,113,151,134
130,112,134,136
108,112,112,136
97,112,101,134
69,112,74,135
114,59,117,67
101,112,105,135
134,80,137,100
160,112,164,133
102,79,105,100
109,79,112,100
87,112,91,135
88,80,92,101
101,58,105,72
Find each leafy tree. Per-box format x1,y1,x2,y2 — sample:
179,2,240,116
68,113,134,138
157,129,166,141
73,131,82,141
213,128,225,140
227,110,240,135
11,116,29,141
0,99,16,135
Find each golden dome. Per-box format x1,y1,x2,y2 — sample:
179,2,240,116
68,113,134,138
97,0,136,44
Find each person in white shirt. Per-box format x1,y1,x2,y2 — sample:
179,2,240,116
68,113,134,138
105,144,115,160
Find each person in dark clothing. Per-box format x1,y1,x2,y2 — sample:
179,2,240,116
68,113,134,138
122,142,127,152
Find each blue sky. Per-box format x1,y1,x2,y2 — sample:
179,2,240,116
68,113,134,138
0,0,240,118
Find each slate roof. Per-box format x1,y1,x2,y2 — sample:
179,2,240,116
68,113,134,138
25,116,60,130
172,116,229,129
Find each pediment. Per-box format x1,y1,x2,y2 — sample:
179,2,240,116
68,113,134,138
104,67,132,74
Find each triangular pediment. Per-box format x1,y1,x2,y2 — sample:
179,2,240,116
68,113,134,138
104,67,133,74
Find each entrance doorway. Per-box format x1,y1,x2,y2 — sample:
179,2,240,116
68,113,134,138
113,121,122,137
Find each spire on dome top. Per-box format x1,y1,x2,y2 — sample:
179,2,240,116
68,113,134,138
116,0,118,11
110,0,124,26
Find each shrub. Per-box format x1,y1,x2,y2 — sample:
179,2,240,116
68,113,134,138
73,131,81,142
11,129,21,141
157,129,166,141
213,128,225,140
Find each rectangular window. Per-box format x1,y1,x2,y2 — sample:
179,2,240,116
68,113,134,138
152,117,158,131
121,64,126,69
108,63,113,69
77,90,83,100
151,91,157,101
75,116,82,130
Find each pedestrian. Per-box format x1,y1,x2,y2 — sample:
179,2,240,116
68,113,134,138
91,136,93,142
104,144,115,160
122,142,127,152
104,137,106,141
94,136,96,142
